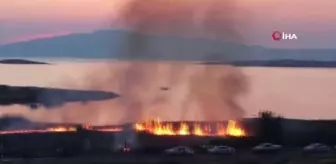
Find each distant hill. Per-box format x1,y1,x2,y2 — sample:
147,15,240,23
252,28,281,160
0,85,119,109
0,59,49,64
0,116,32,130
0,30,258,61
0,116,79,130
201,59,336,67
0,29,336,66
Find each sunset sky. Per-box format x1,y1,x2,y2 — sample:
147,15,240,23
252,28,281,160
0,0,335,48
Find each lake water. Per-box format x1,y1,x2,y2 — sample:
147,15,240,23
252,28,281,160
0,60,335,125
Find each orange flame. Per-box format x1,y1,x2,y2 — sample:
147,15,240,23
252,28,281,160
91,127,123,132
0,126,78,135
46,126,77,132
193,123,205,136
226,120,246,136
134,119,246,137
0,125,125,135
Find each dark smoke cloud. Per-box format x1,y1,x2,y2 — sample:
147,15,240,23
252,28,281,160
111,0,250,147
114,0,250,123
185,65,248,121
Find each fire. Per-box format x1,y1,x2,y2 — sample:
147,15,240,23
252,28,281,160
0,125,124,135
91,127,123,132
0,126,78,135
0,120,246,137
226,120,246,136
134,119,246,137
46,126,77,132
193,123,205,136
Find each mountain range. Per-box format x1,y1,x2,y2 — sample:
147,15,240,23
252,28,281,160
0,29,336,66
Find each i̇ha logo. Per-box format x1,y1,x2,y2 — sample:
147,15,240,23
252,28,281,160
272,31,298,41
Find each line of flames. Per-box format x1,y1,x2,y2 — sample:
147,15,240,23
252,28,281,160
134,119,246,137
0,126,123,135
0,120,246,137
0,126,78,135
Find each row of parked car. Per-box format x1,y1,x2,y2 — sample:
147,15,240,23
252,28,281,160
164,143,334,155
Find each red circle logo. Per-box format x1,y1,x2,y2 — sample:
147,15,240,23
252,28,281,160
272,31,282,41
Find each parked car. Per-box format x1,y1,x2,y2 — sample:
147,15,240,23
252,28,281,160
200,144,215,150
208,146,235,154
303,143,331,153
164,146,194,155
252,143,282,153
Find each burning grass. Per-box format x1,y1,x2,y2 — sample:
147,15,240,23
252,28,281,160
0,119,247,137
134,119,246,137
0,126,77,135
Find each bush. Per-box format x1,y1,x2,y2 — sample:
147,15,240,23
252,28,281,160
257,110,284,144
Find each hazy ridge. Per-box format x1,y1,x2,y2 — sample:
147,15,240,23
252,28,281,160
0,30,336,66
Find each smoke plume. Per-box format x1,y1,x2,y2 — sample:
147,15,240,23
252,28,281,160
115,0,249,122
0,0,250,126
111,0,250,147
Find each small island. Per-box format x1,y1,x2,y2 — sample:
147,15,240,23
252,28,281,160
0,59,49,65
